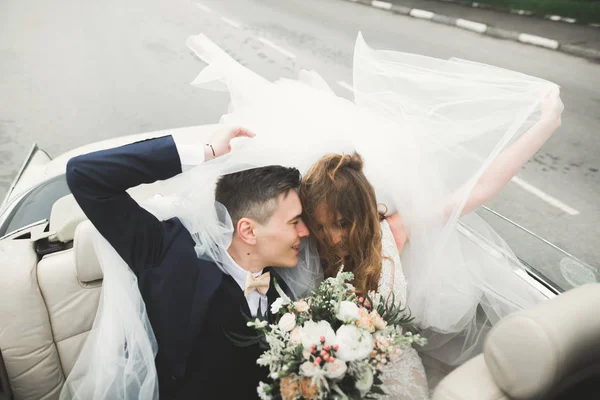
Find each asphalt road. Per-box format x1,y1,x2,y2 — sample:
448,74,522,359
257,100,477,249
1,0,598,284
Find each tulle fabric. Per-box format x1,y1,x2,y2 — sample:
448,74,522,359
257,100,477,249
61,32,560,399
60,152,322,400
185,32,556,365
59,227,159,400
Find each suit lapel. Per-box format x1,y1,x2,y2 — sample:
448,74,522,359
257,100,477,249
265,268,290,322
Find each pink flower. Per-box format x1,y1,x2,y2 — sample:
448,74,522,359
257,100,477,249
356,307,375,333
290,326,303,345
375,334,392,351
370,310,387,331
293,300,310,313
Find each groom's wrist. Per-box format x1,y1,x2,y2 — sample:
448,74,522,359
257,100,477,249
172,134,207,170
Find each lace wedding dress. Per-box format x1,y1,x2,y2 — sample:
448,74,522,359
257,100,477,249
377,220,430,400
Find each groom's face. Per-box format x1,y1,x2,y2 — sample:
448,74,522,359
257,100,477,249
253,190,309,268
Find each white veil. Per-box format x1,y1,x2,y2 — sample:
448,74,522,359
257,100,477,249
350,34,555,364
185,32,558,365
60,134,326,400
61,32,560,398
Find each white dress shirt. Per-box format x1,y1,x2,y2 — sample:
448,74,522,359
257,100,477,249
222,252,269,318
172,133,207,170
173,134,268,317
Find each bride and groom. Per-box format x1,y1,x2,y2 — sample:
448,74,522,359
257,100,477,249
62,33,563,399
65,124,433,399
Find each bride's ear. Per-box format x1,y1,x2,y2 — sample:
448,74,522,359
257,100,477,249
236,217,257,245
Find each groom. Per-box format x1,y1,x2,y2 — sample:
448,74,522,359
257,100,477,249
66,127,309,399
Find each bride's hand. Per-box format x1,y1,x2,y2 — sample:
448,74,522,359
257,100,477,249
205,126,256,160
540,86,563,127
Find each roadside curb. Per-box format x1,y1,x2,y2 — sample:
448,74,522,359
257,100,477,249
348,0,600,61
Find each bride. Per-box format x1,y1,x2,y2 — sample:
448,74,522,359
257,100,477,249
183,31,563,397
61,32,563,399
185,28,563,350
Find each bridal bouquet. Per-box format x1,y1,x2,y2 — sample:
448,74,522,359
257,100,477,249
248,269,426,400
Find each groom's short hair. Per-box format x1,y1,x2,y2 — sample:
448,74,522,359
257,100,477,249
215,165,301,228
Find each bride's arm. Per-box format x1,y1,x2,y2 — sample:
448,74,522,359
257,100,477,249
386,213,409,254
444,86,563,218
387,87,563,253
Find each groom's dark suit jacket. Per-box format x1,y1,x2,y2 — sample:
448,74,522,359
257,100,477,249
66,135,281,399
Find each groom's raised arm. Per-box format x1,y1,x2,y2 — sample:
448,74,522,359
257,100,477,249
66,135,188,273
66,127,255,274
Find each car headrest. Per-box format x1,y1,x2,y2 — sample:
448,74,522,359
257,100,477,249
484,283,600,400
50,176,189,244
50,194,87,243
73,220,103,283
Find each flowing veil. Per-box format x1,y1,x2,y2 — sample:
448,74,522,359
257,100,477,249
61,32,560,398
185,32,558,365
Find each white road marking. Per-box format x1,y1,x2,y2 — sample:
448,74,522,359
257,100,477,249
337,81,354,92
257,37,297,59
195,3,211,12
410,9,435,20
518,33,559,50
221,17,241,29
372,1,393,10
456,19,487,33
511,176,580,215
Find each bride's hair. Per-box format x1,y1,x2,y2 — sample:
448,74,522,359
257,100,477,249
300,153,382,295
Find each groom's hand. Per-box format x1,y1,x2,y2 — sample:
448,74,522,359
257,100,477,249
205,126,256,161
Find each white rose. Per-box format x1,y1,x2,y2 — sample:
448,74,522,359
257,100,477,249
290,326,303,345
257,382,273,400
302,349,312,360
299,361,320,377
301,320,336,349
324,359,347,380
336,301,360,323
334,325,374,362
278,313,297,332
355,364,374,395
271,297,286,314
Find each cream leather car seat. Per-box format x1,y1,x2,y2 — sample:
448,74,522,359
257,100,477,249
0,220,102,400
0,178,179,400
433,282,600,400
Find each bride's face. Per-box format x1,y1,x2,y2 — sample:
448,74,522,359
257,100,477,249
313,202,349,255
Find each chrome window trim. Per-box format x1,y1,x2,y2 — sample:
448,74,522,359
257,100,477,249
481,206,592,269
0,219,48,241
0,185,38,229
0,173,66,238
0,143,39,209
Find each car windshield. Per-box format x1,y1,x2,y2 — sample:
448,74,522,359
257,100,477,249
0,175,69,238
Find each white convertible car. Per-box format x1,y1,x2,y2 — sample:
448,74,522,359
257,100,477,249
0,126,598,400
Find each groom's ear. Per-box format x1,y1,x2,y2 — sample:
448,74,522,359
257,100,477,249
237,217,257,245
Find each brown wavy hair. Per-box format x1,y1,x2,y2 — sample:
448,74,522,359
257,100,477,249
300,153,383,295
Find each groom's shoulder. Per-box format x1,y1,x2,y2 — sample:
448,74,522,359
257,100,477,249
159,217,223,274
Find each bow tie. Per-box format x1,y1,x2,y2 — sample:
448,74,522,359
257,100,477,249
244,271,271,297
